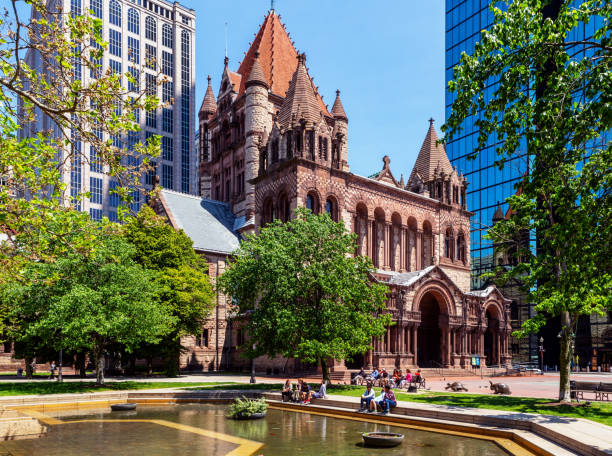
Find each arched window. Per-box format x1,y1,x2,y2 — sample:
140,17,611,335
456,231,466,263
262,198,274,226
109,0,121,26
445,228,454,259
306,193,319,214
90,0,102,18
145,16,157,41
278,194,290,222
127,8,139,34
325,197,338,222
162,24,173,48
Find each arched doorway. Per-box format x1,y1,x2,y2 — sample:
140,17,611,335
417,292,442,367
484,306,501,366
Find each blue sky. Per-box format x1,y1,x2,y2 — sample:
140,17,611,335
5,0,445,178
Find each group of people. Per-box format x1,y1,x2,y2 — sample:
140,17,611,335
355,367,425,389
358,382,397,414
281,379,327,404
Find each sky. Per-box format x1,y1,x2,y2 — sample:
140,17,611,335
4,0,446,179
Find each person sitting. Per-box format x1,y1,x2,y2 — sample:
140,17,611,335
311,382,327,400
414,369,425,386
376,384,397,415
400,369,412,388
369,388,386,413
282,379,293,402
370,367,380,381
300,381,312,403
359,382,375,412
357,367,366,378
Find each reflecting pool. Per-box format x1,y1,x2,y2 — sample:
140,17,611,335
0,404,510,455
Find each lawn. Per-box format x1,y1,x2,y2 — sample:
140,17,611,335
0,381,235,396
326,385,612,427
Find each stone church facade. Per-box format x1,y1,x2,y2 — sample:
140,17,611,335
162,9,512,373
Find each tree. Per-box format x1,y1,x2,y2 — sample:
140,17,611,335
443,0,611,402
218,209,391,384
124,207,215,375
9,225,173,385
0,0,163,275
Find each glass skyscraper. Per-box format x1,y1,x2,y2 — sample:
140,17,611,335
445,0,611,368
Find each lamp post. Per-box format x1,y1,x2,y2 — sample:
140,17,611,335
538,337,544,372
249,343,256,384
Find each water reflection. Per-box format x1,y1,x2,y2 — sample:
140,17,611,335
1,405,507,456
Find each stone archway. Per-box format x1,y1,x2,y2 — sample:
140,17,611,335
484,305,502,366
417,292,444,367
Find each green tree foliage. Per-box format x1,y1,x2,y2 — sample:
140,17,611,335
125,207,215,375
218,209,391,383
8,225,173,385
443,0,611,401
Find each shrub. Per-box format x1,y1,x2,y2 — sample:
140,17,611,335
227,396,268,418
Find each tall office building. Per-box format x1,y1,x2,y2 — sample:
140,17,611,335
445,0,611,369
20,0,197,222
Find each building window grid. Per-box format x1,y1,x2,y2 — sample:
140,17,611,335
89,176,103,204
127,36,140,64
128,66,140,92
90,145,102,173
70,140,82,211
109,0,121,27
162,24,173,48
146,16,157,41
162,136,173,161
162,108,173,133
162,81,173,102
180,30,190,193
89,38,102,78
89,208,103,221
127,8,139,34
162,51,173,76
90,0,102,19
109,29,122,58
145,44,157,69
71,0,81,16
162,164,173,189
109,181,120,208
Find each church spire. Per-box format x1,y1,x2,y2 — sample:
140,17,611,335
246,51,269,89
200,75,217,117
331,89,348,121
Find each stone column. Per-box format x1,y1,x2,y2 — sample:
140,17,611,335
367,349,373,369
367,218,374,261
399,228,406,272
383,222,391,270
446,328,451,366
386,327,391,354
412,326,418,366
405,325,412,354
416,231,422,270
496,332,501,366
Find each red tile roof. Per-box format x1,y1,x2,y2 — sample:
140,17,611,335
236,11,330,116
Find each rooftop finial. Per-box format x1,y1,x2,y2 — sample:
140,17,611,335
336,89,340,97
429,117,435,126
207,75,211,85
271,0,275,11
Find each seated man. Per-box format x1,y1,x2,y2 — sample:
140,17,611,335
376,384,397,415
300,381,312,403
311,382,327,400
358,382,375,412
370,367,380,380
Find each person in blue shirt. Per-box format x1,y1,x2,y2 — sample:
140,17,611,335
370,367,380,380
358,382,375,412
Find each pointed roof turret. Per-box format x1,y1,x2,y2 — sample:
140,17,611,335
236,10,330,116
492,203,504,223
278,53,324,128
331,89,348,121
245,51,269,89
408,118,453,185
200,76,217,116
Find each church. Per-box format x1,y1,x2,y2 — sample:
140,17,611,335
156,9,512,375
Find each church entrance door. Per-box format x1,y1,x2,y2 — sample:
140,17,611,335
417,292,442,367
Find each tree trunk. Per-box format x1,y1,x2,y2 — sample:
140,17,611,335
24,357,33,379
94,346,105,386
320,357,330,385
558,311,572,403
76,352,86,378
146,357,153,376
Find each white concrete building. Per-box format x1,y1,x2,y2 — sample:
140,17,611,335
20,0,197,221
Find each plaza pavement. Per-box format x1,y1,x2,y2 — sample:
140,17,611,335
0,371,610,400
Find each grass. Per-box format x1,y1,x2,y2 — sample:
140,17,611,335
326,385,612,427
0,381,235,396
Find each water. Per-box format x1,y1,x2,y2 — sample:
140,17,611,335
0,404,509,455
